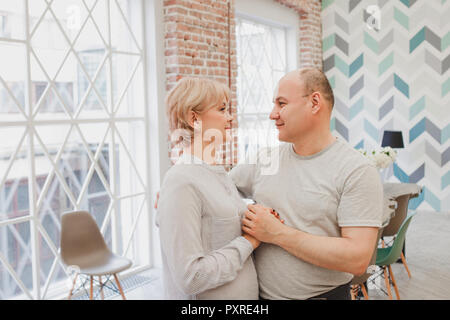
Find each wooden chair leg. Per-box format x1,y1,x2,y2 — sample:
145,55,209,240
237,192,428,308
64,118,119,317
90,276,94,300
400,252,412,278
361,283,369,300
350,285,357,300
68,273,78,300
383,266,393,300
113,274,126,300
388,265,401,300
99,276,104,300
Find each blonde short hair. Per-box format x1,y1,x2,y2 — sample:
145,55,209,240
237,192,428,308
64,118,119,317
166,77,230,145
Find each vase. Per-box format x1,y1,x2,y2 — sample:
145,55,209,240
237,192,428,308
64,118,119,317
378,168,385,182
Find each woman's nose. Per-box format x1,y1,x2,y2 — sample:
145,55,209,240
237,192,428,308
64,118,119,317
226,111,233,121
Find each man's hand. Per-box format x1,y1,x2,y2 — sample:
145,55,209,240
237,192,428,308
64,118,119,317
242,204,286,243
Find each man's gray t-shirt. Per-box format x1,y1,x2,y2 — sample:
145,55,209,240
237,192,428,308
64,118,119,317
229,137,383,300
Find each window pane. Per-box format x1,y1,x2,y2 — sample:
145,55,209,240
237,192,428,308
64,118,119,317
34,123,111,211
236,17,286,162
0,1,25,40
0,41,27,119
34,123,114,291
0,221,33,300
117,195,150,267
110,0,142,53
0,0,149,299
115,121,147,197
29,0,111,120
112,53,144,117
0,127,29,222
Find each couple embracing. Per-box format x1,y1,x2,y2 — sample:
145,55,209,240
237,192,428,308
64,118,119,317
155,68,383,300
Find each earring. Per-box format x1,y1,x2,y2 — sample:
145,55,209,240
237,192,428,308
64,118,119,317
193,120,201,132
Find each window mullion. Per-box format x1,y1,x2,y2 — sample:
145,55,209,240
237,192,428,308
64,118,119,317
105,0,120,254
24,0,40,300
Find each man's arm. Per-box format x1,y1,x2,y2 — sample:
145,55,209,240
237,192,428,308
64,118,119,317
229,164,257,199
242,206,378,276
274,224,378,276
244,160,383,276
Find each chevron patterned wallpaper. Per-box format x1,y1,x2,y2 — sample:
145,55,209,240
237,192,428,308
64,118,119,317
322,0,450,212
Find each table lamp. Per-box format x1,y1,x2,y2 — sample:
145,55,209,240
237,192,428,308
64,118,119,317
381,131,404,181
381,131,404,149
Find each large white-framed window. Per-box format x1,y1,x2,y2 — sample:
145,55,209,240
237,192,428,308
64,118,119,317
235,0,298,162
0,0,160,300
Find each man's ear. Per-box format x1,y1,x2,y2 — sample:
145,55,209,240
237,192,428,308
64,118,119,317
311,92,321,114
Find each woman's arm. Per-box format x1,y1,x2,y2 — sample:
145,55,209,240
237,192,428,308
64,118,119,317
157,175,254,296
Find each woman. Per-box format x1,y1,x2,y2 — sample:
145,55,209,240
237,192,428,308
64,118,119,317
156,77,260,300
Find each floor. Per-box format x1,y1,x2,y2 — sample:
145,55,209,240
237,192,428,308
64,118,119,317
105,210,450,300
367,210,450,300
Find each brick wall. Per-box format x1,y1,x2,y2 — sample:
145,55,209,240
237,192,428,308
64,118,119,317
275,0,323,69
163,0,323,166
164,0,236,91
163,0,237,165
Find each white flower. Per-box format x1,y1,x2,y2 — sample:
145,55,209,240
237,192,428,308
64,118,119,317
377,153,392,168
381,146,397,162
359,147,397,169
357,148,367,156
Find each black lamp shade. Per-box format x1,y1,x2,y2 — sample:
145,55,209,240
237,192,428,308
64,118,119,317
381,131,404,148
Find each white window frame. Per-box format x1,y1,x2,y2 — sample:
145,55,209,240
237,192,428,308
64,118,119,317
0,0,168,300
235,0,299,72
235,0,299,161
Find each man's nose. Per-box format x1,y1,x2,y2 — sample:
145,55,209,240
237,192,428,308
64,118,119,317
270,106,280,120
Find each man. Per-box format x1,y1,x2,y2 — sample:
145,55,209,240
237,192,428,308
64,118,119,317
230,68,383,300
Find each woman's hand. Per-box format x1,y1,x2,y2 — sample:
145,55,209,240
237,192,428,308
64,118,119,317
243,232,261,249
269,208,285,224
154,191,160,209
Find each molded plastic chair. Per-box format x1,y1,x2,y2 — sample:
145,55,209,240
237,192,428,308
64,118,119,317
350,228,383,300
375,211,417,300
382,183,422,277
60,211,132,300
381,194,413,276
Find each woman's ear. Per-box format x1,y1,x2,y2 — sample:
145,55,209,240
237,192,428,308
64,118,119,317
188,110,198,128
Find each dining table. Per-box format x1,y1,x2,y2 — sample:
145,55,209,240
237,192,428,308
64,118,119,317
383,183,422,201
382,195,397,228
